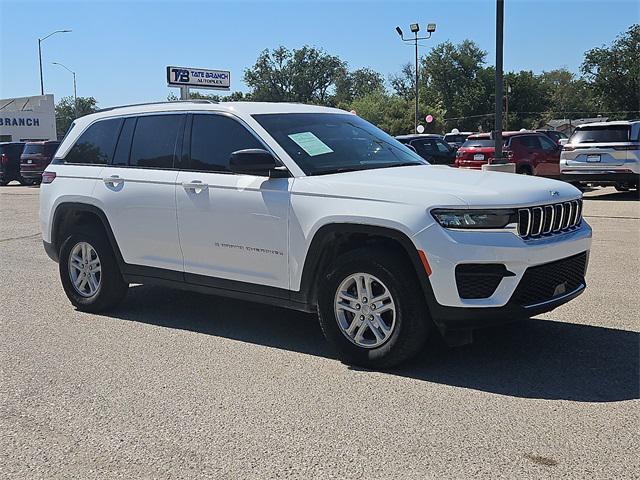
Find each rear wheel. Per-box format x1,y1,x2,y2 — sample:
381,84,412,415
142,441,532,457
59,228,128,312
317,247,431,368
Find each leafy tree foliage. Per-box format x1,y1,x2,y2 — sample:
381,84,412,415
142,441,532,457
581,24,639,114
55,96,98,138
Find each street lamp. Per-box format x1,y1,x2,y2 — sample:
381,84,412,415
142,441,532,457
52,62,77,119
395,22,436,133
38,29,72,95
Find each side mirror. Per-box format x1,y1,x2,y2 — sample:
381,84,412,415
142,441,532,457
229,149,288,177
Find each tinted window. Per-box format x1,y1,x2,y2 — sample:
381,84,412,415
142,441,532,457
253,113,425,176
461,139,507,148
45,142,60,156
23,144,44,155
570,125,630,143
190,114,263,172
538,135,557,151
112,117,136,166
64,118,122,164
435,139,452,153
130,115,184,169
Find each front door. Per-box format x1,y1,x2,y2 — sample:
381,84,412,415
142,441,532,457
176,113,290,290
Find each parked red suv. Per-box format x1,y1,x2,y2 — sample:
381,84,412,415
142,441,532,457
455,131,562,177
20,141,60,184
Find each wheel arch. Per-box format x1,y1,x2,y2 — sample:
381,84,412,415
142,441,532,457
294,223,436,311
50,202,123,266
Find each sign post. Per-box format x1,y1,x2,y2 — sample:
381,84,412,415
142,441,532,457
166,66,231,99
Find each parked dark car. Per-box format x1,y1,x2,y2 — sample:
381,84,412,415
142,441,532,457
536,129,569,145
20,141,60,184
455,131,562,177
395,134,456,165
0,142,27,185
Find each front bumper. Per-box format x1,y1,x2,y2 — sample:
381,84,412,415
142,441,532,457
413,220,592,329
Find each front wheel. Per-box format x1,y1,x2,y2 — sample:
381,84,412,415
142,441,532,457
59,228,128,312
317,248,431,369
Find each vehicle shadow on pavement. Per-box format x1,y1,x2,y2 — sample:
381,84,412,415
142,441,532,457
111,285,639,403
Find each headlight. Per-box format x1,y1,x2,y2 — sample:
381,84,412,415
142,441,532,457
431,209,517,229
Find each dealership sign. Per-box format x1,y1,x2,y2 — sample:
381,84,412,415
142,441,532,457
166,66,230,90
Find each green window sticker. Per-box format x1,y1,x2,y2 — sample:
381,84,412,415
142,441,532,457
287,132,334,157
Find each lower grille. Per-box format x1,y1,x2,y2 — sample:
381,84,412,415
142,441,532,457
511,252,588,307
455,264,514,299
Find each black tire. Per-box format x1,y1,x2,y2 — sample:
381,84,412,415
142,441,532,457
0,180,7,186
58,227,128,312
19,177,34,186
517,165,532,175
317,247,431,369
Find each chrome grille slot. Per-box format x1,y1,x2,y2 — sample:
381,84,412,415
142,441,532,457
517,199,583,240
542,205,554,234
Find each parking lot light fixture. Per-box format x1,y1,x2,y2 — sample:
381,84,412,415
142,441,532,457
52,62,77,119
38,29,72,95
395,22,436,133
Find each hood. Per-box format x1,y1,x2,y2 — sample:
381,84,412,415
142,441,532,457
292,165,581,208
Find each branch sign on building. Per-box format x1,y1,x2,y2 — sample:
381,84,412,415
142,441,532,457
166,66,231,91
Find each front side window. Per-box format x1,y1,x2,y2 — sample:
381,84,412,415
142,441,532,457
435,139,452,153
538,135,557,151
190,114,263,172
64,118,122,164
129,115,184,169
253,113,425,175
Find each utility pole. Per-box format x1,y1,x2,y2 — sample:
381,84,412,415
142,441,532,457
395,23,436,133
493,0,504,164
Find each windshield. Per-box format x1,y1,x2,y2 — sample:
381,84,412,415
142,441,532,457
252,113,427,175
570,125,630,143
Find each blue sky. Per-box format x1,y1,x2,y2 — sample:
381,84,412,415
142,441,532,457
1,0,637,107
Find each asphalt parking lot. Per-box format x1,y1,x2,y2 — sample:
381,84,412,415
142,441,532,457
1,184,638,479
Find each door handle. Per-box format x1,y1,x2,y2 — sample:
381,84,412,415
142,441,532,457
182,181,209,192
103,175,124,186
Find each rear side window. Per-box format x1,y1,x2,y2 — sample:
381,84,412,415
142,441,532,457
64,118,122,164
23,144,44,155
515,136,541,149
571,125,630,143
129,115,185,169
45,143,60,156
190,114,263,172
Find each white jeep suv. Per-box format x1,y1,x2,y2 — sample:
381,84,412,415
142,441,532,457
40,101,592,368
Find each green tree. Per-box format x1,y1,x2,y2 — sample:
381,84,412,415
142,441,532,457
334,67,385,106
55,96,98,137
539,68,596,120
581,24,640,116
244,46,346,104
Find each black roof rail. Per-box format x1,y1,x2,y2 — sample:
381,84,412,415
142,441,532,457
96,99,218,113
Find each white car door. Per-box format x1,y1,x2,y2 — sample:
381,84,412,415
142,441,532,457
176,113,290,290
93,113,186,274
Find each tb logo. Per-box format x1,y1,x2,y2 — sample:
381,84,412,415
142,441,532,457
172,68,189,83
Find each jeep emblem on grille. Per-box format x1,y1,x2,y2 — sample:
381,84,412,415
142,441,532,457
550,190,560,197
553,282,567,296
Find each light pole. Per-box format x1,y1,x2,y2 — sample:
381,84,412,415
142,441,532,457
493,0,504,164
38,29,71,95
505,84,511,130
396,22,436,133
52,62,77,119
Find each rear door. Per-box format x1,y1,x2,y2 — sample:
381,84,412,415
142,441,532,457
92,113,186,274
176,113,290,289
564,125,630,169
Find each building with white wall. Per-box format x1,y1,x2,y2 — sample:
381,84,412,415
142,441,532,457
0,95,57,142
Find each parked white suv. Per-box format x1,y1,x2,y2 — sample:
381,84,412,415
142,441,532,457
40,101,592,367
560,120,640,191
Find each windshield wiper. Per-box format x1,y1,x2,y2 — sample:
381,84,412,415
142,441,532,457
310,166,365,176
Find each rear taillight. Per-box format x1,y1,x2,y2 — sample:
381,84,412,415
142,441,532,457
41,171,56,184
562,146,575,152
0,154,8,166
